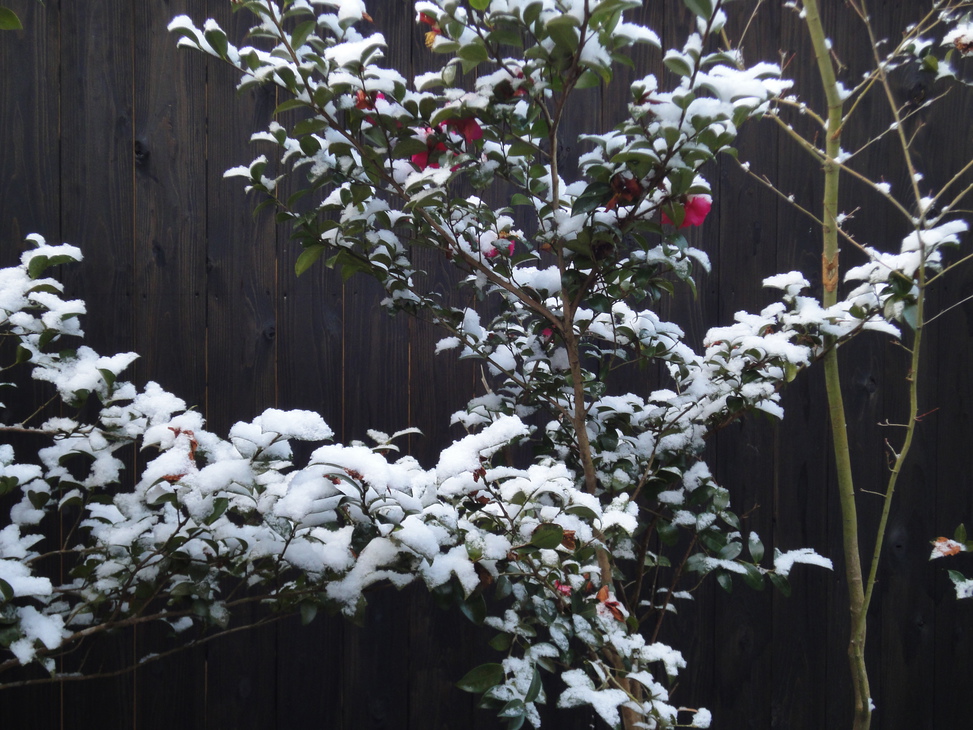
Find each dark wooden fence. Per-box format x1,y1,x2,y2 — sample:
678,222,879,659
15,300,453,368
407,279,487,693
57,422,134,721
2,0,973,728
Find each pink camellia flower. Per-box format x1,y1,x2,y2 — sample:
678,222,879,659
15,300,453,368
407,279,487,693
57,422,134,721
484,232,516,258
553,580,572,596
662,194,712,228
484,238,516,258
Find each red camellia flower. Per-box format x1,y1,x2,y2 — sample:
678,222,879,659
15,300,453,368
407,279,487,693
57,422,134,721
354,89,384,111
595,585,625,621
410,118,481,171
411,128,447,170
662,194,712,228
445,116,483,144
418,12,441,48
605,174,642,211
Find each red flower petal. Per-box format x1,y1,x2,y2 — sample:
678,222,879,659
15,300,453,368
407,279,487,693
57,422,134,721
662,194,712,228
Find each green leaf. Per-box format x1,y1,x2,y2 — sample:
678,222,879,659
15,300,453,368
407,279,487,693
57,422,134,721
716,571,733,593
663,54,692,78
290,19,316,51
742,564,765,591
457,42,489,65
546,13,580,28
0,8,22,31
769,572,791,597
523,1,543,26
718,541,742,561
682,0,713,19
170,581,196,598
661,202,685,228
459,593,487,625
901,303,918,331
430,39,459,55
27,255,50,280
545,15,579,53
948,570,971,591
295,245,326,276
748,533,765,563
529,523,564,549
505,716,526,730
300,601,318,625
390,137,429,160
274,99,308,116
657,519,679,546
97,367,118,390
0,577,12,602
203,497,229,526
470,0,490,9
955,523,968,544
489,632,513,651
456,663,505,693
498,699,526,719
203,27,229,59
565,504,598,521
524,667,542,703
0,476,19,497
571,182,612,216
293,117,327,136
488,25,523,47
27,490,48,510
574,68,602,89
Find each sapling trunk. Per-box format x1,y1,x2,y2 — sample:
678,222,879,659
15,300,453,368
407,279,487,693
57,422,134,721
801,1,872,726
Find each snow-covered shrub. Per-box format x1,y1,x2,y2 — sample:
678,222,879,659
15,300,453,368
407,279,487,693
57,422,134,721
2,2,968,729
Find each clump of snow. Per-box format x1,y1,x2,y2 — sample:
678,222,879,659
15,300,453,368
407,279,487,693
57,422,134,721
774,548,833,577
254,408,334,441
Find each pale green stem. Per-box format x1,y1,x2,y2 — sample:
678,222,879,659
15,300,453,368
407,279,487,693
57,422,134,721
802,1,871,727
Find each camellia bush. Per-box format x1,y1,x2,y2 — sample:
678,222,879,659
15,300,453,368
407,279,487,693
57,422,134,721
1,1,971,728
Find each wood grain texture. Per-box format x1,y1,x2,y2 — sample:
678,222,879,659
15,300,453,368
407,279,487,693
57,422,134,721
1,1,973,728
199,0,280,726
55,1,138,727
0,2,63,727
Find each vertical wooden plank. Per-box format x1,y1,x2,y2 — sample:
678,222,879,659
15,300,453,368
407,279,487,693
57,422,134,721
931,251,973,729
899,8,973,725
132,0,208,406
338,274,411,729
709,79,777,730
201,2,279,728
270,2,346,722
0,2,62,726
0,0,61,254
131,0,209,727
832,3,940,726
765,4,835,726
925,30,973,708
396,5,491,727
57,1,137,728
202,3,278,436
59,0,136,355
272,141,345,730
4,2,973,729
